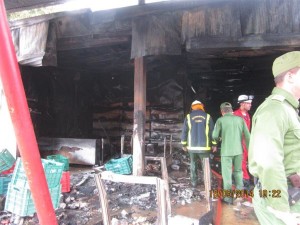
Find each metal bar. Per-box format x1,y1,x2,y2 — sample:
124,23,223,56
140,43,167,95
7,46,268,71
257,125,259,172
121,135,125,157
101,138,104,165
170,135,173,155
0,2,57,225
164,136,167,158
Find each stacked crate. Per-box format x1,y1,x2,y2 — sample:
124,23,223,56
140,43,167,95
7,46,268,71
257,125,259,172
105,155,133,175
0,149,16,195
47,155,70,193
5,158,63,216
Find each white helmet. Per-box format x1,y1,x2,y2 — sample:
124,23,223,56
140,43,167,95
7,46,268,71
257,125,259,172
238,95,253,103
191,100,203,106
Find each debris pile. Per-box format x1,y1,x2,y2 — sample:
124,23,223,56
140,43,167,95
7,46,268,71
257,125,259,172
0,149,256,224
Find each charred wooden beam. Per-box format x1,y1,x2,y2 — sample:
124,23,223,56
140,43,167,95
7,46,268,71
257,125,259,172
186,34,300,52
57,35,130,51
93,0,230,21
9,9,90,29
132,57,146,176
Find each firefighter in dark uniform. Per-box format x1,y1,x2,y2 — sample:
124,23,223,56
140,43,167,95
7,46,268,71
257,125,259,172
181,100,215,207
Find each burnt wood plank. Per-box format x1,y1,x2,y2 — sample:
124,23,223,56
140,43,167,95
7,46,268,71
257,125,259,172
182,1,242,43
131,12,182,58
57,35,130,51
240,0,300,35
92,0,230,22
186,34,300,51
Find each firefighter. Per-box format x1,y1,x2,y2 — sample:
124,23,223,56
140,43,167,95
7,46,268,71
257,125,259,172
181,100,215,207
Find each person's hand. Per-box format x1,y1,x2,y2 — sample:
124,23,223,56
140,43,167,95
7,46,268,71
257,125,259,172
182,146,188,152
267,206,300,225
212,146,217,153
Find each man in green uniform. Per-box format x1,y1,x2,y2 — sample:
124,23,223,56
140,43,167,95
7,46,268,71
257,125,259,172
212,102,250,204
249,51,300,224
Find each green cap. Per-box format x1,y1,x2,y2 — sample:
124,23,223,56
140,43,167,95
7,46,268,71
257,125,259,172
272,51,300,77
220,102,232,110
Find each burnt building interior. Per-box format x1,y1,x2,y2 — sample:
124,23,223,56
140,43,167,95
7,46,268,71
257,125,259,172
7,0,300,163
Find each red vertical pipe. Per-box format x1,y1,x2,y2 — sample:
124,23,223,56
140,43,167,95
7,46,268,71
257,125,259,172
0,2,58,225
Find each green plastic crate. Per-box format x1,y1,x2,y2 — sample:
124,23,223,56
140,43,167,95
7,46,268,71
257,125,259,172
0,174,12,195
5,183,61,217
47,154,69,171
104,155,133,174
11,158,64,188
0,149,15,173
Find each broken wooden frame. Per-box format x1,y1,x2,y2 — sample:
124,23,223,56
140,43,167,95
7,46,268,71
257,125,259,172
145,155,171,216
94,171,168,225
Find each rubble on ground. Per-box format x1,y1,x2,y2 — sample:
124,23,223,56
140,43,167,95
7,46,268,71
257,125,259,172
0,150,257,224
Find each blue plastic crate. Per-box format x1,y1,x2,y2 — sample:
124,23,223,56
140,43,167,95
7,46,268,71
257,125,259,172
47,154,69,171
11,158,64,188
105,155,132,174
0,149,15,173
5,183,61,217
0,174,12,195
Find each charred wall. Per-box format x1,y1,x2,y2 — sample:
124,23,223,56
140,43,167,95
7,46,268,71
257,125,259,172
21,57,186,155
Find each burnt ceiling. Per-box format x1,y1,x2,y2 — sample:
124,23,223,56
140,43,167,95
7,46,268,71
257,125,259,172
8,0,300,111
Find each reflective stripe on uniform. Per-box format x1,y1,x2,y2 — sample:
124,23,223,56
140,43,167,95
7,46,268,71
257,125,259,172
187,114,191,148
187,146,211,150
186,113,211,151
205,114,210,149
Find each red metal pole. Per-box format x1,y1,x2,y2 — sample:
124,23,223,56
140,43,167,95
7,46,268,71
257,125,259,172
0,2,58,225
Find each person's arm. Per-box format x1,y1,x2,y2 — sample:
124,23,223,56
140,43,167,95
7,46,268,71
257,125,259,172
208,115,217,146
212,119,221,144
249,103,290,212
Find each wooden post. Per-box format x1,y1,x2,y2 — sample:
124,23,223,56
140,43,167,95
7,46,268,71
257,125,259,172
94,174,110,225
132,57,146,176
